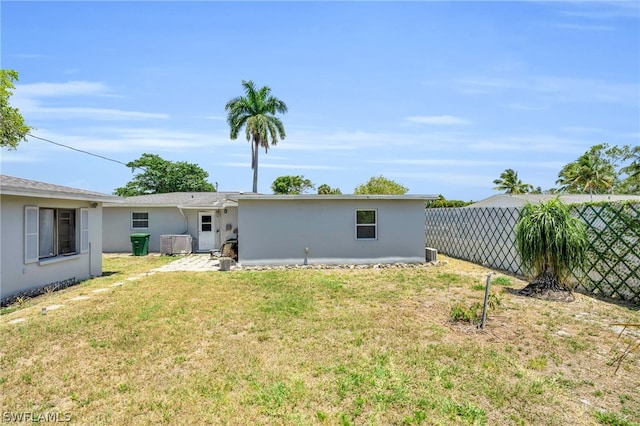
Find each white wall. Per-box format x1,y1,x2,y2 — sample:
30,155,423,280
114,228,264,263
102,207,239,252
237,198,426,265
0,195,103,301
103,207,188,252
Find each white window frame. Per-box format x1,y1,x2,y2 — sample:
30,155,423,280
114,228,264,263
355,209,377,240
131,211,149,229
25,206,39,264
80,208,89,254
24,206,88,263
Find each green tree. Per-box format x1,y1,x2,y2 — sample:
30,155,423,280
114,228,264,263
1,69,32,149
354,176,408,195
317,184,342,195
556,144,617,199
425,194,473,208
114,153,216,196
225,80,288,193
618,145,640,194
271,175,314,194
492,169,533,194
515,198,588,301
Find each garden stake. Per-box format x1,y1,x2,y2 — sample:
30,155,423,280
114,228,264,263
480,272,494,329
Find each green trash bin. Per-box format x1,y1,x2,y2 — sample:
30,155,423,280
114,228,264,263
130,233,150,256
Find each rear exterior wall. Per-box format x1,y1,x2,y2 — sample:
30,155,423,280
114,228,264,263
237,198,425,266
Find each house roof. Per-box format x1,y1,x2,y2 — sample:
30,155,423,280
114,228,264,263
103,192,251,209
468,193,640,208
0,174,122,203
104,192,437,208
236,194,438,201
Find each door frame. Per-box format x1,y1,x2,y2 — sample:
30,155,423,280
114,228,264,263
197,211,216,251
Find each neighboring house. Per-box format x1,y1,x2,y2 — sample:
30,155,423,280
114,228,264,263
103,192,437,265
103,192,243,253
0,175,121,304
467,193,640,208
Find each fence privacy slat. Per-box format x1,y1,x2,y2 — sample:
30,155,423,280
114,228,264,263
425,202,640,305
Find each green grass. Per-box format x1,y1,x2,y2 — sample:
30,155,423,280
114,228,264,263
1,255,638,425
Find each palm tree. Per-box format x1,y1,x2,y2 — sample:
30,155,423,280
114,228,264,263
225,80,288,193
621,145,640,179
515,198,588,301
493,169,533,194
556,150,615,200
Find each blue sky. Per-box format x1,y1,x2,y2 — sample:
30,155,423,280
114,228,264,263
1,1,638,201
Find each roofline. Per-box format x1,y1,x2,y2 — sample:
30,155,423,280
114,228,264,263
235,194,438,201
1,186,122,203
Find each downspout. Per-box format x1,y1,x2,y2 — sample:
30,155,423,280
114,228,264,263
178,207,188,234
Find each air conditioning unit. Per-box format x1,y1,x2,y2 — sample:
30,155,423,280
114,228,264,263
425,247,438,262
161,234,193,255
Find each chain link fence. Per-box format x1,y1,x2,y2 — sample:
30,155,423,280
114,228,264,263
425,202,640,305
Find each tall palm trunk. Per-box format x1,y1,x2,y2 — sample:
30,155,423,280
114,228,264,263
252,140,259,193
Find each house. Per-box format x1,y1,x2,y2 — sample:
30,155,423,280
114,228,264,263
467,193,640,208
0,175,121,304
103,192,437,265
102,192,243,253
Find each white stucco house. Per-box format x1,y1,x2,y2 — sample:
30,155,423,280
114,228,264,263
0,175,121,304
103,192,437,265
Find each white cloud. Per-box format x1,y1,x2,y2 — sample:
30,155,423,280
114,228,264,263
552,23,615,31
458,75,639,105
372,159,500,167
15,81,111,97
22,106,169,121
391,171,495,188
406,115,471,125
220,162,345,170
12,80,168,121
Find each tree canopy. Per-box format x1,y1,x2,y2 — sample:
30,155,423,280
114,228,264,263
114,153,216,196
556,144,617,199
354,176,408,195
271,175,315,195
425,195,473,208
493,169,533,194
317,184,342,195
225,80,288,193
1,69,32,150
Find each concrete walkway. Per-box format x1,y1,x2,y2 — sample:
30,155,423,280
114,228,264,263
151,254,234,272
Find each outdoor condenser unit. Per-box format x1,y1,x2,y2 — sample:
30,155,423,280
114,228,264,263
160,234,193,255
425,247,438,262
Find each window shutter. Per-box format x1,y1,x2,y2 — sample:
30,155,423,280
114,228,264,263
80,208,89,254
25,206,39,264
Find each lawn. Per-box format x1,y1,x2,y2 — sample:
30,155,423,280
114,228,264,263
1,255,638,425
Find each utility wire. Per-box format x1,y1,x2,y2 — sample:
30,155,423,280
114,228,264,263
27,132,142,171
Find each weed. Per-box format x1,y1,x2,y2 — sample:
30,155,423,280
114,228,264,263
493,276,512,286
527,355,548,371
44,284,59,297
450,302,482,324
449,294,501,324
593,410,637,426
15,296,29,308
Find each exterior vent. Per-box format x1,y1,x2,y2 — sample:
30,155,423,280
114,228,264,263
161,234,193,255
425,247,438,262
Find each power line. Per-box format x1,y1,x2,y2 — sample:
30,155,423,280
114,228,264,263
27,132,142,170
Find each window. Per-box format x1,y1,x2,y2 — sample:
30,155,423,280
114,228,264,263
25,206,88,263
132,212,149,229
356,209,377,240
